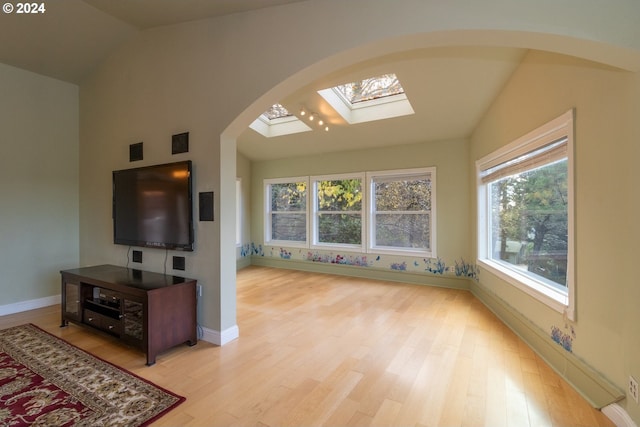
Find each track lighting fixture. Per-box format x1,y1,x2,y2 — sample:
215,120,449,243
298,106,329,132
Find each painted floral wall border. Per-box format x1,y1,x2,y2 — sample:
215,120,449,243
551,323,576,353
239,242,479,280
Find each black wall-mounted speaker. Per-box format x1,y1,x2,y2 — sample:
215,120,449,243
172,132,189,154
129,142,143,162
199,191,214,221
173,256,186,271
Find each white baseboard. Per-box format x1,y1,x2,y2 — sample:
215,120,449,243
0,295,60,316
1,295,242,348
199,324,239,346
602,403,637,427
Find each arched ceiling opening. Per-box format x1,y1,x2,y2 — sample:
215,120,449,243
227,30,640,162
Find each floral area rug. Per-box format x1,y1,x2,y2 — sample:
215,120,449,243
0,324,184,426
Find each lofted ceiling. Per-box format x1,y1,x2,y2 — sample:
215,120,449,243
0,0,307,83
83,0,307,29
0,0,527,161
237,47,525,161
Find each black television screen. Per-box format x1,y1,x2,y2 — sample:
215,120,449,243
113,160,194,251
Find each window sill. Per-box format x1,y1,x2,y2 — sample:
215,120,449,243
311,243,364,253
266,240,308,249
269,241,434,258
369,247,434,258
478,258,571,317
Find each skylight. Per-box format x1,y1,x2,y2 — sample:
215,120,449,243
249,103,311,138
318,73,414,124
334,73,405,104
263,103,293,120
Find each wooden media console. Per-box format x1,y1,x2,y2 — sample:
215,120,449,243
60,264,197,365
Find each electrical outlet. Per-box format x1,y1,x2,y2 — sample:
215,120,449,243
629,376,639,404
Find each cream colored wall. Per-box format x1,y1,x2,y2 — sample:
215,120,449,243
627,70,640,421
0,63,79,307
470,50,639,419
250,139,469,266
236,151,252,265
78,23,228,330
77,0,640,368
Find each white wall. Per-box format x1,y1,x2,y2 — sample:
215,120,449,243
0,63,79,309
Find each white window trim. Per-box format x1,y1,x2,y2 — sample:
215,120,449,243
317,87,414,125
311,173,366,252
367,167,436,258
264,168,436,258
264,176,309,248
249,114,312,138
476,109,575,320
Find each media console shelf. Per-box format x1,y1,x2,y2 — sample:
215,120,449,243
60,264,197,366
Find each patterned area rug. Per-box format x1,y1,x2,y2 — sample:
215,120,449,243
0,324,184,426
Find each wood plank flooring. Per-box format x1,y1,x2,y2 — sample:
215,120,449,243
1,266,614,426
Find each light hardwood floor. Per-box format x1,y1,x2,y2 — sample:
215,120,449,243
1,266,614,426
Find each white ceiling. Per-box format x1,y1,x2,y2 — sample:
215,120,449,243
0,0,527,161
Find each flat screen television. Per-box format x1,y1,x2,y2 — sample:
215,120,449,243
113,160,194,251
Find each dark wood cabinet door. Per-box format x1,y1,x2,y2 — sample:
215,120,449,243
64,281,81,322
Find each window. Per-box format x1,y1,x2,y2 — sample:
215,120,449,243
264,177,308,246
333,73,405,104
369,168,435,257
317,73,414,125
312,174,364,250
264,168,436,257
476,110,574,319
263,103,293,120
250,103,312,138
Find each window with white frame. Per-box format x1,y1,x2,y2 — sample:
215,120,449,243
368,168,435,257
476,110,575,319
318,73,414,125
264,168,436,257
264,177,308,246
311,174,364,250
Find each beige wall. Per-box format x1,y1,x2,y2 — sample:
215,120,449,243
73,0,640,419
236,151,252,265
470,50,639,420
250,138,469,267
628,66,640,423
77,0,640,333
0,63,79,309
